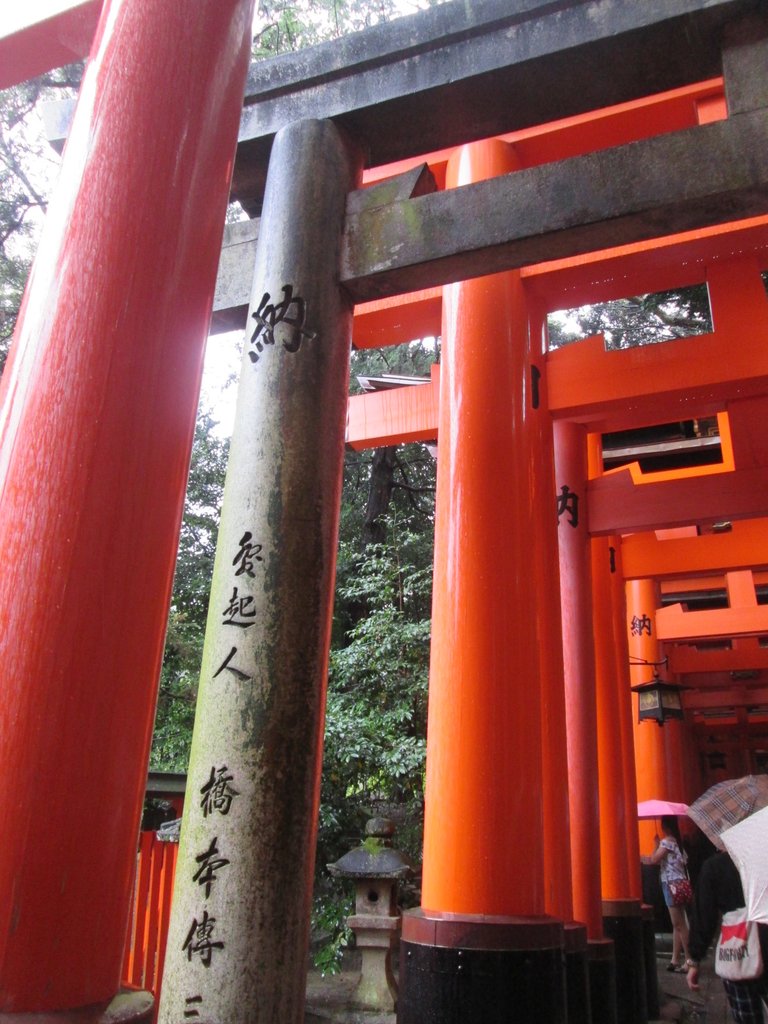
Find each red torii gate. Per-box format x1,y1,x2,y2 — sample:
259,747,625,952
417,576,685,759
2,3,768,1024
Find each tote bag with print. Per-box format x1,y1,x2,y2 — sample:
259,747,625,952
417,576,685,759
715,907,763,981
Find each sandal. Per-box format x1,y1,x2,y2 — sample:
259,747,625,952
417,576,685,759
666,961,683,972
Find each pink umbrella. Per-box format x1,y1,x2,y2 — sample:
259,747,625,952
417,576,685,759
638,799,689,819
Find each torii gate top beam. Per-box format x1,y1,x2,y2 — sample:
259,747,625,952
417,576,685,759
39,2,768,311
233,0,759,211
38,0,760,214
0,1,101,90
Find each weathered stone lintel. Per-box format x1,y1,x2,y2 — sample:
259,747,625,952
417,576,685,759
233,0,758,208
211,164,436,332
212,217,258,332
723,10,768,114
206,10,768,329
41,0,762,212
339,108,768,303
212,105,768,330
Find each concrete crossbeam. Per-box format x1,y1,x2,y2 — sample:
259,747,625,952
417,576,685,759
233,0,758,208
340,108,768,302
42,0,759,211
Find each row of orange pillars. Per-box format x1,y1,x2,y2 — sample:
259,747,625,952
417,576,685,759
0,7,704,1021
0,128,694,1024
394,140,692,1024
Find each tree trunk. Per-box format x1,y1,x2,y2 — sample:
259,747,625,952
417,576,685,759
363,446,396,545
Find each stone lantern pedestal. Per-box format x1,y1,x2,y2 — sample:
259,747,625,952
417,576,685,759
327,818,412,1014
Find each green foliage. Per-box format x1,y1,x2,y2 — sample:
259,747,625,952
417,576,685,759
548,284,713,351
349,338,438,394
150,409,230,771
309,344,437,971
315,516,432,970
361,835,384,854
310,889,353,975
340,341,437,551
253,0,428,57
325,527,431,815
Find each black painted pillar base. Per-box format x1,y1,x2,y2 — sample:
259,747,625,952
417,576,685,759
602,899,647,1024
398,910,566,1024
641,903,660,1020
564,922,591,1024
587,938,617,1024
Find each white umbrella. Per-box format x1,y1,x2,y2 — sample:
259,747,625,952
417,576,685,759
721,804,768,924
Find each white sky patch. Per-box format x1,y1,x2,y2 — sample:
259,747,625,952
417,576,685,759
200,330,243,438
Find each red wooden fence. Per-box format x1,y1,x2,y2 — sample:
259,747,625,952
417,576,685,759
122,832,178,1020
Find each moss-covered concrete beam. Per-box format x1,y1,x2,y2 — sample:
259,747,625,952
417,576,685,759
340,107,768,303
232,0,758,209
43,1,761,218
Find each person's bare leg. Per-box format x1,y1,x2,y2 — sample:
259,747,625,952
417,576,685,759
669,906,689,966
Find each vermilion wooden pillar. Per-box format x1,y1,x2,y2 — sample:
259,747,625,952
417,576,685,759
593,536,647,1024
594,538,639,899
627,579,668,854
399,139,566,1024
0,0,254,1015
606,541,642,895
681,715,702,806
625,575,668,1017
554,422,617,1024
527,303,574,926
554,421,603,940
610,539,661,1017
663,720,688,803
530,308,589,1024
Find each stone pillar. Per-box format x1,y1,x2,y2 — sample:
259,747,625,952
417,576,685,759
158,119,362,1024
399,139,565,1024
0,0,254,1016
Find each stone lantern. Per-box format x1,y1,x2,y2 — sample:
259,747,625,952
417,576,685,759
328,817,412,1013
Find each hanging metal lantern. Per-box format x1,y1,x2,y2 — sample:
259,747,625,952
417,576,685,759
631,672,686,725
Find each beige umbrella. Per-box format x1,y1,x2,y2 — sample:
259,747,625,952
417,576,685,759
687,775,768,850
721,805,768,924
